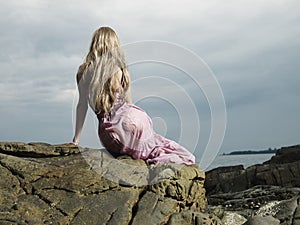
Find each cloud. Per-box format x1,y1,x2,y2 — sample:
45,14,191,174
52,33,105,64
0,0,299,155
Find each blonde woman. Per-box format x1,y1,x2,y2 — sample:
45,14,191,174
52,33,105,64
72,27,195,165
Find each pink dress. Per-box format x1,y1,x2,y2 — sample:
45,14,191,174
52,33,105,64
97,93,195,165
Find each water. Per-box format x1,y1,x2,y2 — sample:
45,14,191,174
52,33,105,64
205,153,275,171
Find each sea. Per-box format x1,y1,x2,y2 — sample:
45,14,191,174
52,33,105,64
205,153,275,171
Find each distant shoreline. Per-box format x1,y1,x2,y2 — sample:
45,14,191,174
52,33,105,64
222,148,277,156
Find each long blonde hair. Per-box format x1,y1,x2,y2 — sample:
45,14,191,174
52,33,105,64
77,27,131,114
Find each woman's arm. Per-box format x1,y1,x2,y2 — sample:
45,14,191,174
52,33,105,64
72,68,89,145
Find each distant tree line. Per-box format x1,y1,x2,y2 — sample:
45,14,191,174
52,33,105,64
223,148,277,155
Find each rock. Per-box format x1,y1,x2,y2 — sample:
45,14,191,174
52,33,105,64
266,145,300,164
273,196,298,224
131,164,207,224
207,185,300,225
205,145,300,195
204,165,246,195
251,197,300,224
149,163,207,210
0,142,81,157
208,185,300,212
243,215,280,225
0,142,207,225
255,200,282,217
221,212,247,225
166,211,222,225
204,144,300,224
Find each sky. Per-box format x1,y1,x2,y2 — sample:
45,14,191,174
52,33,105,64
0,0,300,164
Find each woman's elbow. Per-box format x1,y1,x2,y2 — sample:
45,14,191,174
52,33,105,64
77,100,88,109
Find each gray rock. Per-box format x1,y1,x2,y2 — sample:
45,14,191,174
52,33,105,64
273,197,298,225
243,215,280,225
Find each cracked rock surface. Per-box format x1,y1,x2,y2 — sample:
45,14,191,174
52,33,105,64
0,142,207,225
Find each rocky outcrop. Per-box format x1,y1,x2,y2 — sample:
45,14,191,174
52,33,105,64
0,142,207,225
205,145,300,225
2,142,300,225
205,145,300,195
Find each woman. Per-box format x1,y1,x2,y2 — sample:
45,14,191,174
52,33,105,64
72,26,195,165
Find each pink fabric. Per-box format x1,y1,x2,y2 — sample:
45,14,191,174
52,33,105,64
97,95,195,165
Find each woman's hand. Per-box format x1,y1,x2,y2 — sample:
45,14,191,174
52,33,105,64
72,137,79,146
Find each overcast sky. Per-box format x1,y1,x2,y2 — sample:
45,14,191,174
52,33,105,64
1,0,299,162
